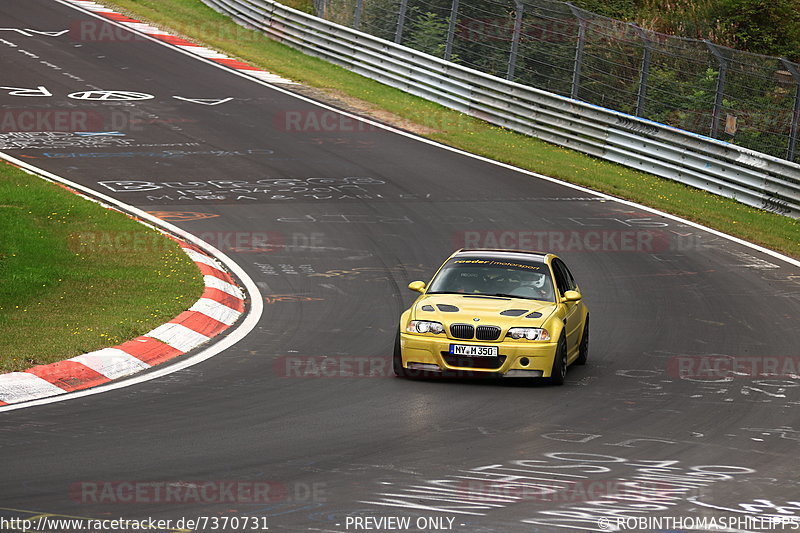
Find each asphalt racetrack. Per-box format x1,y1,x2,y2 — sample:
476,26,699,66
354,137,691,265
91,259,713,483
2,2,800,532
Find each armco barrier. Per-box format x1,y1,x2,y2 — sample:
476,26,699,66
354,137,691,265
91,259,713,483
202,0,800,218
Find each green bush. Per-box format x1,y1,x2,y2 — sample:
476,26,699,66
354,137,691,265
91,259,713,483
570,0,800,61
407,10,449,57
714,0,800,61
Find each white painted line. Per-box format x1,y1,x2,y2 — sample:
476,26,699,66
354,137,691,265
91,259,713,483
204,275,244,299
184,248,224,270
120,23,164,34
0,153,263,412
173,96,234,106
146,323,210,353
246,70,298,84
54,0,798,268
189,298,242,325
177,47,229,59
70,348,150,379
0,373,67,403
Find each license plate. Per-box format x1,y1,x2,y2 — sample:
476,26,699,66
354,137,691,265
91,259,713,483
450,344,498,357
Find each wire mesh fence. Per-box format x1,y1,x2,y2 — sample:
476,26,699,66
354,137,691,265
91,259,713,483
315,0,800,163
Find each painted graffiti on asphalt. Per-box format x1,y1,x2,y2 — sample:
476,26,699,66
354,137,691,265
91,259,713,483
360,452,754,531
46,149,275,159
0,131,208,151
0,131,135,150
0,29,68,37
97,177,388,202
615,364,800,406
1,86,235,106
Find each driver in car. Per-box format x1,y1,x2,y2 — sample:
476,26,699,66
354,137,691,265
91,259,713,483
509,271,553,300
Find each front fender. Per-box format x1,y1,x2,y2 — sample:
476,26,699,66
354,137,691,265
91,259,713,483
399,309,412,331
544,313,567,342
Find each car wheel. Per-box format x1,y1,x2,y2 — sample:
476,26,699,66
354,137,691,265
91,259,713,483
393,330,406,377
574,316,589,366
548,335,568,385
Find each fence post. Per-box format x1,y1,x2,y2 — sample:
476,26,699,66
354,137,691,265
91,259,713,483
631,24,650,117
353,0,363,29
506,0,524,80
705,40,728,138
567,4,586,100
781,58,800,162
394,0,408,44
444,0,460,61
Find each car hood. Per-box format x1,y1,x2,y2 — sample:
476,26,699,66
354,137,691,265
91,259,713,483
413,293,556,327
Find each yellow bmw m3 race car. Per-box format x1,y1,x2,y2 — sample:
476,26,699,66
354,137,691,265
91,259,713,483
394,249,589,385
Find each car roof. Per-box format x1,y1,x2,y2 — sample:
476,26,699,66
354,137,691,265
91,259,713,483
453,249,550,264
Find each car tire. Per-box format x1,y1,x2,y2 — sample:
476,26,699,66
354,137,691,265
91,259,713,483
574,316,589,366
393,330,406,377
548,335,568,386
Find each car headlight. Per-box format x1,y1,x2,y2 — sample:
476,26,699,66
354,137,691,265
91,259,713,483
407,320,445,334
507,327,550,341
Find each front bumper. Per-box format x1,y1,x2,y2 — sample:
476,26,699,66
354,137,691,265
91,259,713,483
399,332,558,377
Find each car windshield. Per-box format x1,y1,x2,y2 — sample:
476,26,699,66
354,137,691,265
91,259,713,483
427,257,555,302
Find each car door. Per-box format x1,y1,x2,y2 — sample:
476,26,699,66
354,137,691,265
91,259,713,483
552,259,580,357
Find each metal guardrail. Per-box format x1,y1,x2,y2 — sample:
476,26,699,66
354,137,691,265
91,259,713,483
202,0,800,217
320,0,800,165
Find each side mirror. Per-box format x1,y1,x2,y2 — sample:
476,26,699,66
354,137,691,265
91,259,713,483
408,281,427,293
563,290,582,302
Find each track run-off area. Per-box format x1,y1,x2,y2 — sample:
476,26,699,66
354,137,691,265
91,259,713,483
1,1,799,532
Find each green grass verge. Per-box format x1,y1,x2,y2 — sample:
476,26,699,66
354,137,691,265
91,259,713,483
105,0,799,258
0,162,203,372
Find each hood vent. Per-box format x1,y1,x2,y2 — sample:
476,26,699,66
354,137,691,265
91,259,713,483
421,305,435,312
437,304,459,312
500,309,527,317
526,311,543,318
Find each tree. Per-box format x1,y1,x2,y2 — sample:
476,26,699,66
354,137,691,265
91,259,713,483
407,11,450,58
715,0,800,61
